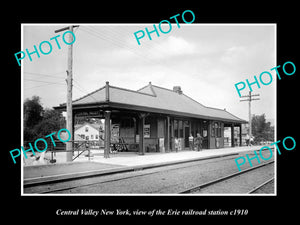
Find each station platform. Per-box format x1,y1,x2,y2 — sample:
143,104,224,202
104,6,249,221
23,145,271,186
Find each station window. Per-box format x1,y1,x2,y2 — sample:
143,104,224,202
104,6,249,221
85,127,89,132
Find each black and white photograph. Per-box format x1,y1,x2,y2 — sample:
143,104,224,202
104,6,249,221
21,24,276,195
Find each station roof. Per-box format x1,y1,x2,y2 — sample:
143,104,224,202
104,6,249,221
55,82,246,124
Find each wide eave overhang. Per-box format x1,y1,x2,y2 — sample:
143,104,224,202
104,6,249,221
54,101,247,124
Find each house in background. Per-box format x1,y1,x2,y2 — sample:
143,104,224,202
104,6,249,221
74,122,104,148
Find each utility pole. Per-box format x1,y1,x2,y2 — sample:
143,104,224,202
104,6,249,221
55,25,79,162
240,91,260,138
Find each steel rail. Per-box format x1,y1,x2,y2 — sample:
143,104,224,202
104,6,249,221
24,154,239,194
247,177,274,194
178,160,274,194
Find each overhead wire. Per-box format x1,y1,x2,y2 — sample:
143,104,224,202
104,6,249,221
24,78,65,85
23,70,66,92
82,26,166,62
23,25,184,103
101,25,171,55
95,25,185,64
24,71,66,77
69,28,101,103
24,83,62,90
80,26,183,76
71,75,101,103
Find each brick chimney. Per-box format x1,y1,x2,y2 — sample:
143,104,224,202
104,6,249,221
173,86,183,94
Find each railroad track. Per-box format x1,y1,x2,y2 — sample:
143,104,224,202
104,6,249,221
178,160,274,194
24,154,240,194
24,153,274,194
248,177,274,194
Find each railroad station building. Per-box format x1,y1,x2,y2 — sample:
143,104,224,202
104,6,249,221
55,82,246,157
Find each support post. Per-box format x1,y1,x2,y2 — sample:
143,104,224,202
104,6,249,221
138,113,149,155
249,95,252,138
66,26,74,162
170,118,174,151
104,110,111,158
207,121,211,149
54,25,79,162
71,110,75,158
240,91,260,140
231,124,235,147
166,116,170,152
239,124,242,146
138,116,145,155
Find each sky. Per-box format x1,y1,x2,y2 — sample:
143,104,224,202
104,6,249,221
22,24,276,122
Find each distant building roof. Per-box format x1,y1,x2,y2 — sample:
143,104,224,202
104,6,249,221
56,82,246,124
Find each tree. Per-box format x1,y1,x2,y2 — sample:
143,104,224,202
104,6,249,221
251,114,274,143
23,96,65,143
34,108,65,138
24,96,44,142
24,95,43,128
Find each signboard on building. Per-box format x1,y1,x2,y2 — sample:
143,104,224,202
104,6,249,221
75,110,102,118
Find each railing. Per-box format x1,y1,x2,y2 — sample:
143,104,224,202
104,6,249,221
71,140,91,161
24,139,96,162
23,137,140,163
48,140,93,161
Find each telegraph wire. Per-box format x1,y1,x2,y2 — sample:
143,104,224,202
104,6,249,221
80,26,183,77
100,25,182,61
24,26,186,100
24,83,61,90
100,25,171,55
83,26,169,61
23,72,67,90
24,78,65,85
24,71,66,79
23,71,98,103
81,26,160,63
80,27,159,67
72,77,101,103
